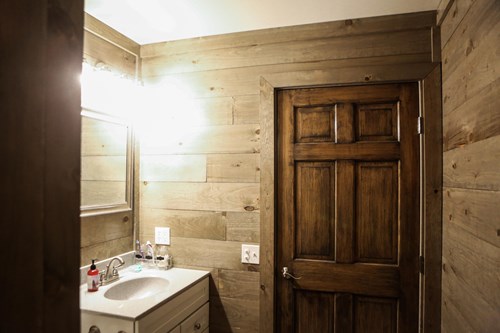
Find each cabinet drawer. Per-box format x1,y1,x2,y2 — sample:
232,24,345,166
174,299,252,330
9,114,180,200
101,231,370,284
180,302,209,333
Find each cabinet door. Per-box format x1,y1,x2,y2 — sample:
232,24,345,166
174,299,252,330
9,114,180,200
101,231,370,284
180,302,209,333
169,325,181,333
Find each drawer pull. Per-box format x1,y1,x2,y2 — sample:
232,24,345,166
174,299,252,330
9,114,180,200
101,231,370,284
194,322,202,330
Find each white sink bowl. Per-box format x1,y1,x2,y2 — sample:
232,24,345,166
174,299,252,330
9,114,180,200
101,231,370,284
104,277,170,301
81,267,210,319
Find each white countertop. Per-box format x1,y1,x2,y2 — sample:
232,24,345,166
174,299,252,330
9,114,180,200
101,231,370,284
80,266,210,320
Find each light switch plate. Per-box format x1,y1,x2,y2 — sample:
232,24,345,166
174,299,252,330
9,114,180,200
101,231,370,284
241,244,260,264
155,227,170,245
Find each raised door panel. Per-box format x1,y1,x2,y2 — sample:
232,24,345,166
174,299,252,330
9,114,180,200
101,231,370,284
277,83,420,333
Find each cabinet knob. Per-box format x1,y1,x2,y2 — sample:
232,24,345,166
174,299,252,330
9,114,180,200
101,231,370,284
88,326,101,333
194,322,202,330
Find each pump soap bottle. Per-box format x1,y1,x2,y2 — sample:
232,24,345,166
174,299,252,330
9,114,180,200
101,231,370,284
87,259,99,292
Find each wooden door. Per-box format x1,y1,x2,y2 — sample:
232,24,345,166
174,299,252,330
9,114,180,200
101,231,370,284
277,83,420,332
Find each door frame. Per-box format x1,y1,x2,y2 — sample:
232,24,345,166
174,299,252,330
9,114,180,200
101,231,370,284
259,63,442,332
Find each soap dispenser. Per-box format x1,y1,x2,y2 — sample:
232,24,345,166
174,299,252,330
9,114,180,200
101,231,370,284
87,259,99,292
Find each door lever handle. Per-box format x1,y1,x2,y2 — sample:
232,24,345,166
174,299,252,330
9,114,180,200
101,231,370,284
282,267,301,280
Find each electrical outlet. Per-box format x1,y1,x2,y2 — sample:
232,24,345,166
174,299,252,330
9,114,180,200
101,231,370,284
241,244,259,264
155,227,170,245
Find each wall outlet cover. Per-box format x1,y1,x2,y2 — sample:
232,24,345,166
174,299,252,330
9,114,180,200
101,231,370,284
241,244,260,264
155,227,170,245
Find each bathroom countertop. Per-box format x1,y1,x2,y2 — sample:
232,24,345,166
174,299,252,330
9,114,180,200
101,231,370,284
80,266,210,320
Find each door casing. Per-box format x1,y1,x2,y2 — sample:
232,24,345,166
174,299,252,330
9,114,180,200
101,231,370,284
259,64,442,333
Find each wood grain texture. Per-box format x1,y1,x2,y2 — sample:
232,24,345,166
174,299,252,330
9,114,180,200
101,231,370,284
210,296,259,333
234,94,260,124
139,12,438,333
441,0,500,113
142,29,431,75
83,30,136,76
443,135,500,191
80,236,133,266
440,0,475,47
421,66,443,333
140,208,226,241
140,154,207,182
84,13,139,56
440,0,500,331
167,237,256,271
81,12,138,267
141,182,259,212
443,78,500,151
225,212,260,243
144,53,430,99
1,0,83,331
442,221,500,331
140,124,260,155
81,212,133,248
141,11,435,58
207,153,260,183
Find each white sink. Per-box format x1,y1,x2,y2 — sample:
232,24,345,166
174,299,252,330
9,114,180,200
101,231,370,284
80,267,209,319
104,276,170,301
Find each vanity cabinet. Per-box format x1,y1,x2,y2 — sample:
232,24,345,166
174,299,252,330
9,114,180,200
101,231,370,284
168,302,209,333
136,277,209,333
81,274,209,333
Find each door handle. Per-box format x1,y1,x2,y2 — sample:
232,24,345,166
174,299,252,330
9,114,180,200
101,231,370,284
282,267,301,280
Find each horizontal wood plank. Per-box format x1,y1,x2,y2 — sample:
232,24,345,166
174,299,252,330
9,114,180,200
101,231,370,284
140,124,260,155
143,53,430,98
443,78,500,151
441,0,500,113
83,30,136,76
442,221,500,332
207,153,260,183
210,296,259,333
234,94,260,124
81,211,133,248
443,187,500,248
443,135,500,191
140,208,226,241
80,236,132,266
225,212,260,243
84,13,140,56
167,237,255,271
81,180,127,206
141,11,435,58
440,0,474,47
218,270,260,300
142,29,431,75
140,154,207,182
141,182,259,212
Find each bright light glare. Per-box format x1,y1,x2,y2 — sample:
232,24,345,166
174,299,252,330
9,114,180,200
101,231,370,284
137,78,206,152
80,62,140,121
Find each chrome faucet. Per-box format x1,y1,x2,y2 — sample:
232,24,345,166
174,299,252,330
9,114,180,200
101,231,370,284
100,256,124,285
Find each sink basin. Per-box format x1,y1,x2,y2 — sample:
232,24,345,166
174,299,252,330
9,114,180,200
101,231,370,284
104,277,170,301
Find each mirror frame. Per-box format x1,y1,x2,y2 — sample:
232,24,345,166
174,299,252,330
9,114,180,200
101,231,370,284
80,108,134,217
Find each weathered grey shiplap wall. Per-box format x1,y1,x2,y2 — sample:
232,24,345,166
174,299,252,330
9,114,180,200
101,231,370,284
80,14,139,265
439,0,500,331
139,12,436,332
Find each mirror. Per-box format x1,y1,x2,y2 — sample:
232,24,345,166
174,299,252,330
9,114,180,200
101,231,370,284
80,109,133,216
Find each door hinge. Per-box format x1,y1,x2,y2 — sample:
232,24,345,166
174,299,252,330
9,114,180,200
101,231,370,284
419,256,425,274
417,116,424,134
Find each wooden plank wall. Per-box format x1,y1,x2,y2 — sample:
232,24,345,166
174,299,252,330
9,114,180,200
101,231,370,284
139,12,436,333
80,14,139,265
439,0,500,331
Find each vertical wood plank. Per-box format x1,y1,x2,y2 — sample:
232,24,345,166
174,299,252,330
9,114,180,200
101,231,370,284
421,65,443,333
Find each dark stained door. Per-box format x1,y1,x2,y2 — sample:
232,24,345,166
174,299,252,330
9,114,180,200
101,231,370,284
277,83,420,332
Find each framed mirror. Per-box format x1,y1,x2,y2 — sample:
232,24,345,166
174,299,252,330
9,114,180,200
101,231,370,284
80,108,133,216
